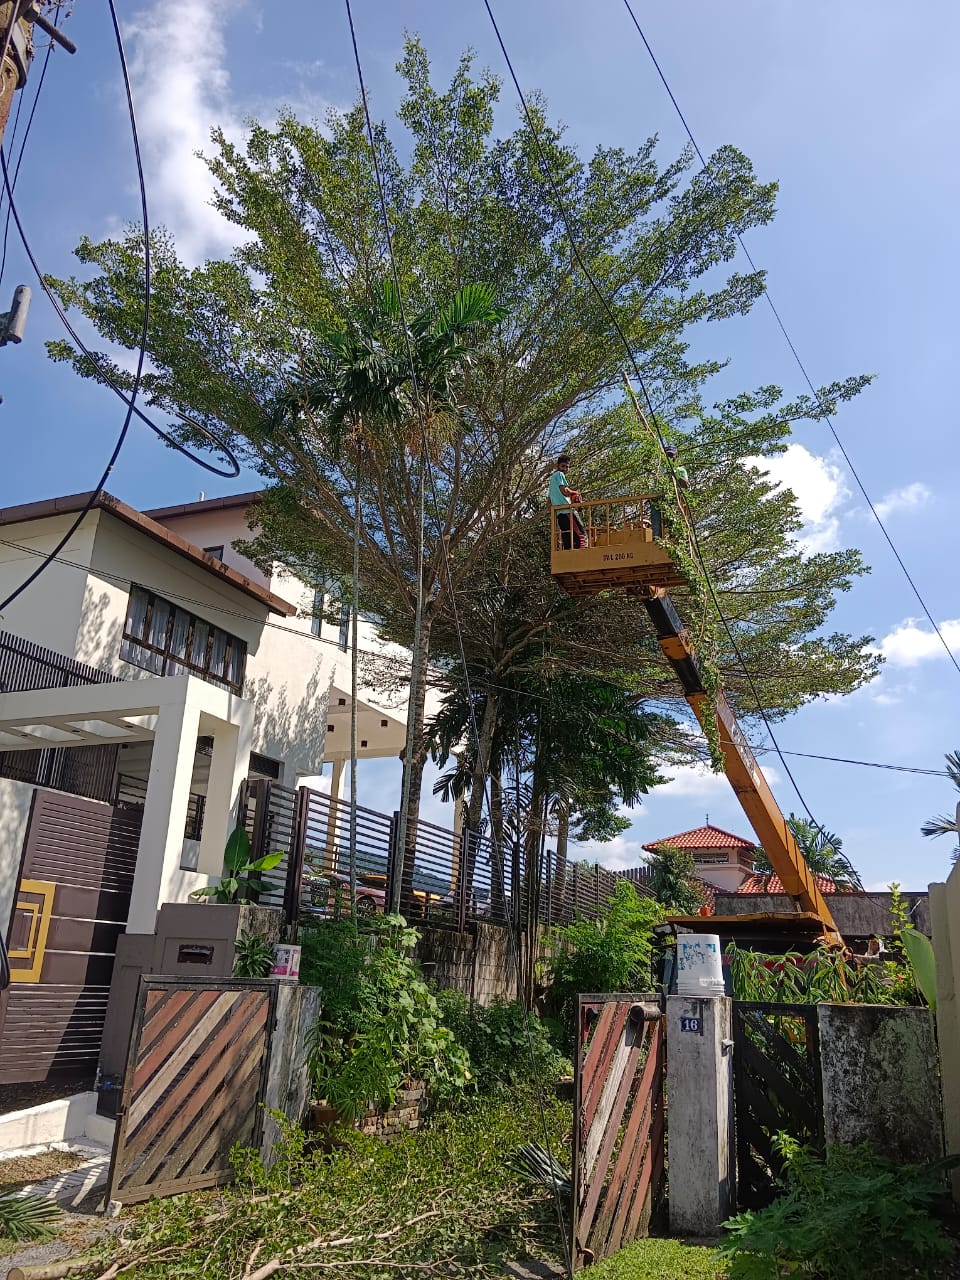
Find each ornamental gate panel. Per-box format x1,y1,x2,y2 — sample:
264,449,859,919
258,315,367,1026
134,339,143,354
572,994,665,1268
106,977,277,1204
732,1001,824,1208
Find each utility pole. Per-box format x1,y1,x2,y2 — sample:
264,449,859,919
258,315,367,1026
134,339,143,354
0,2,75,383
0,1,33,144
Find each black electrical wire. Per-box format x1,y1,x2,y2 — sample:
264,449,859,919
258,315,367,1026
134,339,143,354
620,0,960,682
0,0,154,615
343,5,573,1272
0,21,54,288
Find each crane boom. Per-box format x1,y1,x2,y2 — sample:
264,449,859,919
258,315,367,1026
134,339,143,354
640,590,840,942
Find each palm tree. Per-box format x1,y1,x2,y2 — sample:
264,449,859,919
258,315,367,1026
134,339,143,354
921,750,960,864
754,815,863,892
270,281,506,915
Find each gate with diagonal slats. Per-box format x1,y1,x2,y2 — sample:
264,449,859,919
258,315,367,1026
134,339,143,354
572,994,665,1268
106,977,277,1204
732,1001,824,1209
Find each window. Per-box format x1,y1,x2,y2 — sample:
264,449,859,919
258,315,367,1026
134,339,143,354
248,751,282,780
120,586,247,694
338,602,350,652
310,585,324,637
203,545,225,561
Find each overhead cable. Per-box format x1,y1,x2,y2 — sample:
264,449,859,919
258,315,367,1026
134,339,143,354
0,0,154,614
620,0,960,682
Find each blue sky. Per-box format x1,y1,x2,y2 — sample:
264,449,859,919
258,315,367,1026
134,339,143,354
0,0,958,890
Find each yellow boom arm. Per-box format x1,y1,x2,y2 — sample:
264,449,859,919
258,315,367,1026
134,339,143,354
641,591,840,942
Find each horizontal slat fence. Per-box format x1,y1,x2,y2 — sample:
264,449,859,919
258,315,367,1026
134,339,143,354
247,781,654,934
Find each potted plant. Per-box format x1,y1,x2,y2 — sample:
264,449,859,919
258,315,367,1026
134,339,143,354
190,827,283,905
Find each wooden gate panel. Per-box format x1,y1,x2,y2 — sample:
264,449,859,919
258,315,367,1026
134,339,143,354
107,978,277,1204
732,1001,823,1209
0,792,140,1084
572,994,665,1269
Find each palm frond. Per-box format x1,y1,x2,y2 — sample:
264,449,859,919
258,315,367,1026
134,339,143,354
0,1192,60,1241
506,1142,572,1199
921,816,960,839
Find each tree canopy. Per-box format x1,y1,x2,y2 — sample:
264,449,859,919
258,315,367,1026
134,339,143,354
45,38,881,859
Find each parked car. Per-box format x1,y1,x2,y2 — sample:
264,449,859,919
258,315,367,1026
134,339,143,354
302,869,386,917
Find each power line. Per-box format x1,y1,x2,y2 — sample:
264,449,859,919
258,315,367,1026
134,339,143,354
479,0,832,842
0,0,153,615
0,19,55,288
1,533,947,787
620,0,960,683
342,6,573,1268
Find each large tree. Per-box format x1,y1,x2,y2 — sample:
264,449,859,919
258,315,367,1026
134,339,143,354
46,40,879,869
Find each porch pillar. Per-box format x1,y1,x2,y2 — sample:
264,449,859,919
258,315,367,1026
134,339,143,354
666,994,736,1235
127,698,202,933
197,707,253,878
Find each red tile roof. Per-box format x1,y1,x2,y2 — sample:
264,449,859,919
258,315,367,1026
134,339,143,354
737,873,840,895
642,824,758,853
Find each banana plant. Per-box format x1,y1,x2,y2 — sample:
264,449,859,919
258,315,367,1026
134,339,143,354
190,827,283,905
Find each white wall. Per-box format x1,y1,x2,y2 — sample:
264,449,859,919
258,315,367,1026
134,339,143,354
151,508,269,587
0,776,34,937
85,514,334,784
0,513,95,655
695,861,749,892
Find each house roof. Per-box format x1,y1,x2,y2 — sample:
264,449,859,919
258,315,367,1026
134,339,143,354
144,491,262,521
0,491,297,617
642,823,758,853
737,872,841,895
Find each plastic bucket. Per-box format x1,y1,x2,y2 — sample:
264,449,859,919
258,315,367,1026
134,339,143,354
675,934,723,996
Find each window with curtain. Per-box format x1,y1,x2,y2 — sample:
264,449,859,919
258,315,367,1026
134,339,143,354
120,585,247,694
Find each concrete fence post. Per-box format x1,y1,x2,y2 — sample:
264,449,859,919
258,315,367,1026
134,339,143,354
666,994,736,1236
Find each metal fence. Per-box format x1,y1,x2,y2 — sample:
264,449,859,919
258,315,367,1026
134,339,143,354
0,630,120,802
245,779,652,934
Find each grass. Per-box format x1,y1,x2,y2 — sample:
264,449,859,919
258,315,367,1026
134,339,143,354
585,1237,729,1279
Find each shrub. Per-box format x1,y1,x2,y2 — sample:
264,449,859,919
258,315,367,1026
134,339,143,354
435,990,571,1094
727,943,919,1005
304,914,471,1120
546,880,662,1043
232,930,275,978
719,1134,955,1280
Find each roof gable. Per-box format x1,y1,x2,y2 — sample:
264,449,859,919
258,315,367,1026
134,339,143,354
642,823,758,853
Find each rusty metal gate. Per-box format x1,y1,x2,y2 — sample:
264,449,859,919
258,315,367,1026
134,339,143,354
106,977,277,1204
732,1001,824,1208
0,789,141,1084
572,994,665,1268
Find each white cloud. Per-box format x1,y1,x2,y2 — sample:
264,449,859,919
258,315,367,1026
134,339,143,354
571,833,650,872
745,444,849,554
127,0,248,264
656,760,782,798
874,481,932,521
876,618,960,667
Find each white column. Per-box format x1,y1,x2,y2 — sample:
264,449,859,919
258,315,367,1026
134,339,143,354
666,995,736,1235
195,706,253,885
324,758,345,870
127,696,202,933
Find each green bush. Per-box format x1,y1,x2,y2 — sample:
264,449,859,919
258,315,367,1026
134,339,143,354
586,1237,729,1279
719,1135,955,1280
304,914,472,1120
727,943,920,1006
547,880,662,1043
435,990,571,1094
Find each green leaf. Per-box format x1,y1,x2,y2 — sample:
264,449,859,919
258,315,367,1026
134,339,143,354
223,826,252,873
901,928,937,1011
248,852,284,872
218,877,240,899
0,1192,60,1241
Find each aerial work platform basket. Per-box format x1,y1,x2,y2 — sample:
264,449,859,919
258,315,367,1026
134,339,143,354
550,494,687,596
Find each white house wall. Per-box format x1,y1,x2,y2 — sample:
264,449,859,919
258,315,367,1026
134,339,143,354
0,513,96,655
83,515,334,786
0,777,34,935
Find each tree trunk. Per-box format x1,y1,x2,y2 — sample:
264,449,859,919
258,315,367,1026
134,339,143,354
463,688,499,911
396,601,434,918
552,804,570,925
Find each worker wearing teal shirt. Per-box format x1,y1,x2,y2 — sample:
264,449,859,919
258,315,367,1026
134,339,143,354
549,453,586,549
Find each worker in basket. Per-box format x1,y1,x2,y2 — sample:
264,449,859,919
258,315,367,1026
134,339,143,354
549,453,588,549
